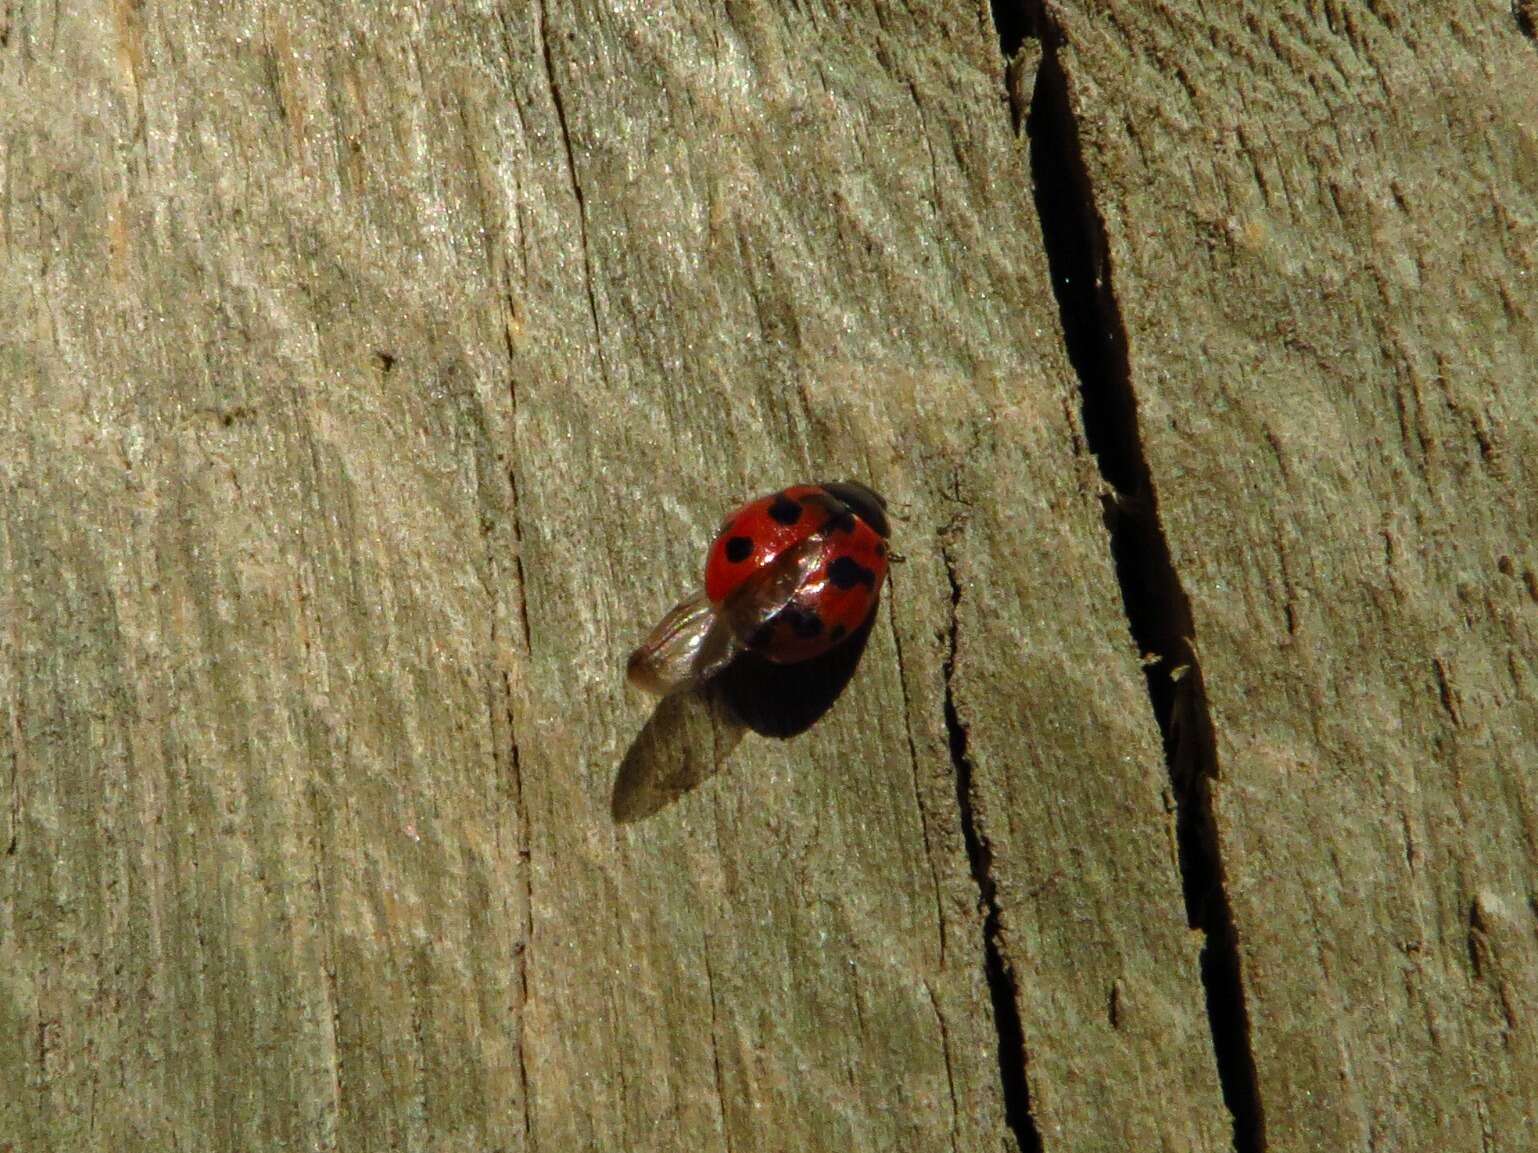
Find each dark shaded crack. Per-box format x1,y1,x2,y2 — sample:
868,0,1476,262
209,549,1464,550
990,0,1030,60
6,726,16,854
942,534,1043,1153
702,944,736,1153
506,463,534,653
1013,7,1266,1152
504,363,535,1146
923,979,963,1153
886,598,950,965
4,627,14,853
506,668,535,1146
1517,0,1537,42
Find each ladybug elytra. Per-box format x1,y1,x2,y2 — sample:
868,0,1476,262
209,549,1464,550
628,481,890,696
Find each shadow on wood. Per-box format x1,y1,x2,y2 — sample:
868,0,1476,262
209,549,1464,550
612,610,876,823
711,607,875,738
611,690,746,824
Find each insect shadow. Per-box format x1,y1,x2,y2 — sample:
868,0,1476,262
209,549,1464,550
611,611,875,824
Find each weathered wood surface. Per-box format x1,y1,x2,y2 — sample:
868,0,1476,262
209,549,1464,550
1045,1,1538,1149
0,2,1532,1152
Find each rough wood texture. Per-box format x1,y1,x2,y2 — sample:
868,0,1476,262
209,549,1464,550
1042,0,1538,1149
0,2,1532,1152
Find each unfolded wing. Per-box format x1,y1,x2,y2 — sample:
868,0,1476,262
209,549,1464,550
627,589,740,697
629,532,840,697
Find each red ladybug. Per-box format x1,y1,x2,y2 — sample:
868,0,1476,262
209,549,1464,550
628,481,890,696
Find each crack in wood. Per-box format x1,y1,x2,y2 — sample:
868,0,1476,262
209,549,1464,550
940,527,1044,1153
502,331,536,1149
505,466,534,656
885,595,950,967
1516,0,1537,41
703,943,736,1153
505,665,535,1148
1015,8,1268,1152
922,977,964,1153
5,670,18,855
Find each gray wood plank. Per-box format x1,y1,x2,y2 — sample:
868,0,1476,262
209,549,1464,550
1042,0,1538,1148
0,1,1341,1149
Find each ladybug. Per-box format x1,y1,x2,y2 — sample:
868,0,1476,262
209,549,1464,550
628,481,890,696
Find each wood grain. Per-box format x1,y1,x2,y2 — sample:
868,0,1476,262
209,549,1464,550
1043,0,1538,1148
2,1,1531,1150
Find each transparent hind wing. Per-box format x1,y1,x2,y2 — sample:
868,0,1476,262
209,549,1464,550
717,531,837,644
627,589,741,697
630,533,838,697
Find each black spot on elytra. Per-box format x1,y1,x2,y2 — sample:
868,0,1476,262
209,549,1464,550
829,623,847,643
780,606,823,639
768,493,804,525
725,536,753,563
747,623,774,650
828,508,858,534
828,555,877,590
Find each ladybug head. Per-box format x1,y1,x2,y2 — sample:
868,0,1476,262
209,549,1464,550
821,480,890,539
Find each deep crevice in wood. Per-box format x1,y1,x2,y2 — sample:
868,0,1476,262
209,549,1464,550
505,372,535,1145
5,743,16,854
510,712,535,1145
507,464,534,654
886,599,952,966
1017,13,1268,1153
989,0,1030,61
941,537,1044,1153
1517,0,1538,41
